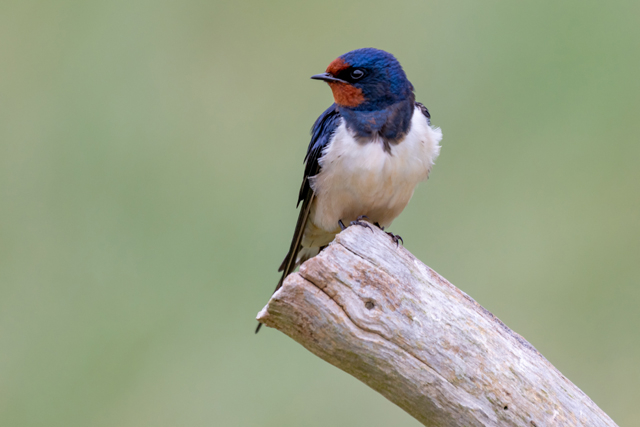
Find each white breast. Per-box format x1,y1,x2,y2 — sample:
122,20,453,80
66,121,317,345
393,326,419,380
309,106,442,233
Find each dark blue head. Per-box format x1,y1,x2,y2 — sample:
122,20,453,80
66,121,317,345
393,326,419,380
311,48,414,111
311,48,416,142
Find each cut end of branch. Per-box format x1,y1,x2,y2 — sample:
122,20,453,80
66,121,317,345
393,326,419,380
256,306,269,325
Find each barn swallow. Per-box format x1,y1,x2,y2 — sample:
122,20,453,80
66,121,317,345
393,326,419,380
256,48,442,333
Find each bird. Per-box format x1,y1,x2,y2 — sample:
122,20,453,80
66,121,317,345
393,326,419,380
256,48,442,333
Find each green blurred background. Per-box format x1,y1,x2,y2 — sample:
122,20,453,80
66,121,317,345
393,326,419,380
1,0,639,426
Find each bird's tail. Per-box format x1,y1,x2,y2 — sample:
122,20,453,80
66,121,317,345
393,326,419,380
255,194,315,334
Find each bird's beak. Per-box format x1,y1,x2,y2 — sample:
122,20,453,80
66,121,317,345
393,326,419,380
311,72,348,84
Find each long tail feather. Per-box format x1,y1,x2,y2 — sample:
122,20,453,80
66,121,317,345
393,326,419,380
255,194,315,333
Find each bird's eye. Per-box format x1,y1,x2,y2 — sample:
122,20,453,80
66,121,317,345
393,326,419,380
350,69,365,80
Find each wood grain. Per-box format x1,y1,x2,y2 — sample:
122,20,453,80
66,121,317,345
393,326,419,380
257,225,617,427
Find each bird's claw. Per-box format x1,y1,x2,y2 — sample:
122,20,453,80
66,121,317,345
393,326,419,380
350,220,373,231
339,216,373,232
351,215,373,232
386,231,403,246
374,221,401,245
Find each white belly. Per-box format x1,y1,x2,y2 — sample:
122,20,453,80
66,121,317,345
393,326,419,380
309,106,442,236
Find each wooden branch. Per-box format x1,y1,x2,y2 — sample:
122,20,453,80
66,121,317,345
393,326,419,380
257,225,618,427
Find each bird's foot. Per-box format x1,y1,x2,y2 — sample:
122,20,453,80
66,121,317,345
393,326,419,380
350,215,372,232
374,222,384,230
338,216,372,232
386,231,403,246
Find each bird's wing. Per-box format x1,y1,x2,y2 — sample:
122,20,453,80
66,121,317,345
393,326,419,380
277,104,341,280
256,104,341,333
415,101,431,125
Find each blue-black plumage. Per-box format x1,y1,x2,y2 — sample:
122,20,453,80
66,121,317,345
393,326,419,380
256,48,442,333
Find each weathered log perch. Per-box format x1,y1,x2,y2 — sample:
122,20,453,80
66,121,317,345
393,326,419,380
257,225,617,427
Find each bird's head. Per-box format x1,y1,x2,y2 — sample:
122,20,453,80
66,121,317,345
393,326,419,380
311,48,414,111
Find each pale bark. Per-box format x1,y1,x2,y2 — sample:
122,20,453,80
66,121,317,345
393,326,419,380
257,225,617,427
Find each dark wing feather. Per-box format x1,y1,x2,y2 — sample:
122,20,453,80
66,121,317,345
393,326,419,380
415,102,431,125
283,103,341,269
298,104,342,205
256,105,340,333
277,104,341,275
